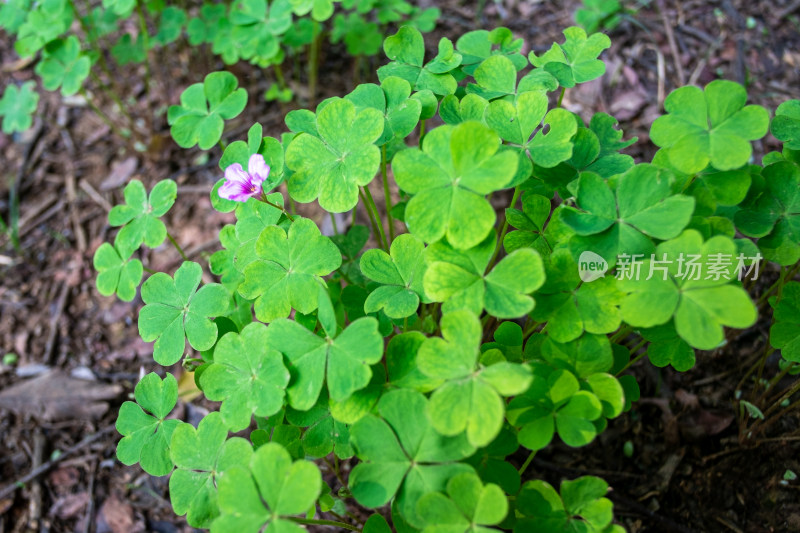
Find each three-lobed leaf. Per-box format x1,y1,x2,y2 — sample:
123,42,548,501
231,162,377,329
138,261,231,365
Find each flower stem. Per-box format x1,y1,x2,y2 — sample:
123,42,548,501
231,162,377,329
167,232,188,261
262,195,295,222
518,450,536,477
330,212,339,235
381,144,395,242
557,87,566,108
360,186,388,251
288,517,360,532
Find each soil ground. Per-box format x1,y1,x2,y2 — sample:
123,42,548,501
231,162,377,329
1,1,800,531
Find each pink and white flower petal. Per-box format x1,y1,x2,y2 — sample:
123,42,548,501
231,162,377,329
224,163,250,184
247,154,270,184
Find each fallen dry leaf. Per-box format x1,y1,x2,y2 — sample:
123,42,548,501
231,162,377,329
100,157,139,191
0,371,122,420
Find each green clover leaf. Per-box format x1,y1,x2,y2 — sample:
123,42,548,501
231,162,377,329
735,161,800,265
331,13,383,57
199,323,290,431
285,98,383,212
0,81,38,134
424,234,545,318
393,121,518,249
110,33,146,65
222,0,292,65
386,331,444,392
209,225,244,291
34,36,90,96
167,71,248,150
116,372,180,476
349,388,476,527
529,26,610,88
226,194,284,270
772,100,800,150
168,412,253,528
439,93,489,125
769,282,800,363
485,90,578,168
575,0,624,33
456,27,527,75
14,0,73,58
138,261,231,365
416,472,508,533
531,249,623,343
186,3,226,45
361,233,428,318
94,237,143,302
0,0,31,34
289,0,334,21
533,113,636,196
378,26,461,95
238,217,342,322
108,178,177,250
418,310,532,447
507,363,603,450
515,476,615,533
211,443,322,533
345,76,423,145
537,333,615,378
265,313,383,410
286,394,355,459
650,80,770,174
618,230,757,349
560,166,695,265
504,193,553,255
463,427,521,495
153,6,186,46
103,0,135,17
640,324,696,371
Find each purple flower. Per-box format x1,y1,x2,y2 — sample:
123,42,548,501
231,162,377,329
219,154,270,202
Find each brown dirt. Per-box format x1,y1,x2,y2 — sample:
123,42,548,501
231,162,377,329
1,1,799,531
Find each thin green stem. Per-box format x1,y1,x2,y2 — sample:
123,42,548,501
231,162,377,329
330,212,339,235
79,88,123,135
616,339,649,376
288,517,359,532
308,20,320,106
359,189,383,249
88,71,133,127
518,451,536,477
289,196,297,216
487,186,521,269
360,186,388,251
262,195,295,222
217,139,227,152
167,232,188,261
381,144,395,242
143,266,157,274
610,325,633,344
135,0,152,94
419,119,426,146
557,87,566,108
273,62,288,91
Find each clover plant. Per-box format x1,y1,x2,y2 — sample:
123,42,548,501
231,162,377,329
94,23,800,533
